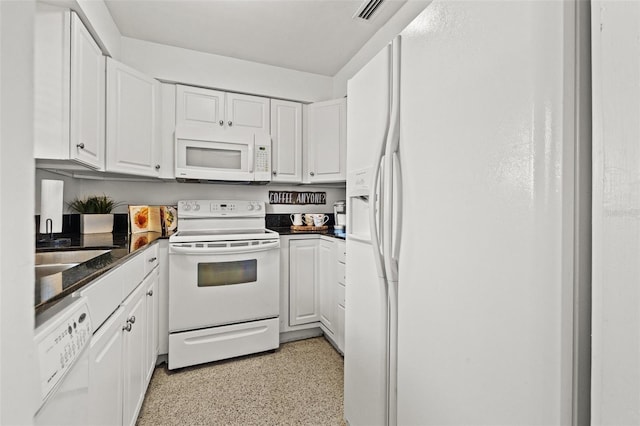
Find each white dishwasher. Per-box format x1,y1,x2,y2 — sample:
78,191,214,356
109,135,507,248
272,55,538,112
33,297,92,425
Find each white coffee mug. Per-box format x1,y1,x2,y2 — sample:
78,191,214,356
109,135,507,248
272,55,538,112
290,213,303,226
303,214,315,226
312,214,329,227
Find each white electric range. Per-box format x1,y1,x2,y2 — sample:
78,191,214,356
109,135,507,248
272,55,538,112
168,200,280,370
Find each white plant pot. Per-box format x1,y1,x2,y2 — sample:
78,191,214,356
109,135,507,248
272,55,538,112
80,214,114,234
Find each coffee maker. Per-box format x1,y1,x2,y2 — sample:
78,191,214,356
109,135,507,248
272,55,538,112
333,201,346,231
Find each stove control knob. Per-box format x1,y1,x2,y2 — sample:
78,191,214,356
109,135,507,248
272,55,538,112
247,204,254,211
184,204,191,211
194,204,200,211
255,203,262,211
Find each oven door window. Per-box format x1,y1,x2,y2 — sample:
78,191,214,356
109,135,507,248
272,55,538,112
197,259,257,287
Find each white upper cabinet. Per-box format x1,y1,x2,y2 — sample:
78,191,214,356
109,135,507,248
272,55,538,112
106,58,162,177
306,98,347,183
71,13,105,168
176,85,225,129
158,84,177,180
225,92,270,136
35,5,105,169
176,85,270,137
271,100,303,183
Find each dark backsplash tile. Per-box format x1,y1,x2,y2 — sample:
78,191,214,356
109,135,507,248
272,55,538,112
35,213,130,236
266,213,335,228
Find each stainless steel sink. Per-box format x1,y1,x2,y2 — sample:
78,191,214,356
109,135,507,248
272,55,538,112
35,250,110,266
35,263,80,280
35,250,110,280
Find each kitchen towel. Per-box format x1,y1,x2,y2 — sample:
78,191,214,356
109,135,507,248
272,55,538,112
39,179,64,233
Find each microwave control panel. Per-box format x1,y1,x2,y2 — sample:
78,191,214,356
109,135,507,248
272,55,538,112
255,145,270,173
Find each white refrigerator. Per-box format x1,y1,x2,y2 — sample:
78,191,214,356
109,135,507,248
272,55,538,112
344,1,591,425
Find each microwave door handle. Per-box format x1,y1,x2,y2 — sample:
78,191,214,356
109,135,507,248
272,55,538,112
248,141,255,174
170,240,280,255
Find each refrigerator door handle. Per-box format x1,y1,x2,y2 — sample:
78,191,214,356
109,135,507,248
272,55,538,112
391,152,403,263
383,36,401,284
382,35,401,426
368,43,394,281
369,154,387,280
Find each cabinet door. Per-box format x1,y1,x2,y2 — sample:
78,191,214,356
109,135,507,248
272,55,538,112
289,239,320,326
34,4,71,160
144,269,159,384
307,98,347,183
106,58,161,177
226,92,270,136
176,84,225,130
271,100,302,182
319,239,336,334
70,12,105,169
122,284,146,426
337,303,345,353
159,84,176,179
88,306,125,426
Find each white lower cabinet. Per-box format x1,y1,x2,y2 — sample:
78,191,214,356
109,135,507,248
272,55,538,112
336,241,346,353
319,239,336,336
87,244,160,426
145,269,160,383
289,239,320,326
122,282,147,426
282,235,346,354
88,306,125,426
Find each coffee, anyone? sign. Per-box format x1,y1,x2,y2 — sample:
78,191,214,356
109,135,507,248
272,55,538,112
269,191,326,205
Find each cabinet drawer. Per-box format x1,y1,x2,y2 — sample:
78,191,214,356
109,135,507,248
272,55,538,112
121,253,146,299
337,283,345,308
79,253,143,331
337,241,346,263
144,243,159,277
337,261,346,285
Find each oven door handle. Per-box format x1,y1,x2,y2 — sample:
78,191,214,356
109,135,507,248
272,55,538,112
170,240,280,255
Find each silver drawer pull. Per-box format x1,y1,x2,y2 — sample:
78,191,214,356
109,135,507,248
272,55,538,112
127,315,136,324
147,289,154,296
149,257,157,262
122,323,132,332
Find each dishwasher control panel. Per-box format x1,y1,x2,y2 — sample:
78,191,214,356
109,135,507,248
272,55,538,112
34,298,92,405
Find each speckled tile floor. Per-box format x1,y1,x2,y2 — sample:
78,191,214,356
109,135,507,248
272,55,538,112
136,337,346,426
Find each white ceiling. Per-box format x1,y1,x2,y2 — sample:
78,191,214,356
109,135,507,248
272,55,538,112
104,0,407,76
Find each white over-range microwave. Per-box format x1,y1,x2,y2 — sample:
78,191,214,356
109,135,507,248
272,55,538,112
175,127,271,182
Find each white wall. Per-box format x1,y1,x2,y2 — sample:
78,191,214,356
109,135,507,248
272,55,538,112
120,37,334,103
74,0,121,58
36,170,345,216
331,0,430,98
0,1,37,423
591,1,640,424
40,0,121,59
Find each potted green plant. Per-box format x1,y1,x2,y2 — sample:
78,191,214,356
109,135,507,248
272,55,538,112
67,195,122,234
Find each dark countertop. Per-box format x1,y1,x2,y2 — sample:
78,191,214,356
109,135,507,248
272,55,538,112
269,227,346,240
35,232,168,315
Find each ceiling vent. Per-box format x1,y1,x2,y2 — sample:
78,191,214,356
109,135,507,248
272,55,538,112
353,0,385,21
